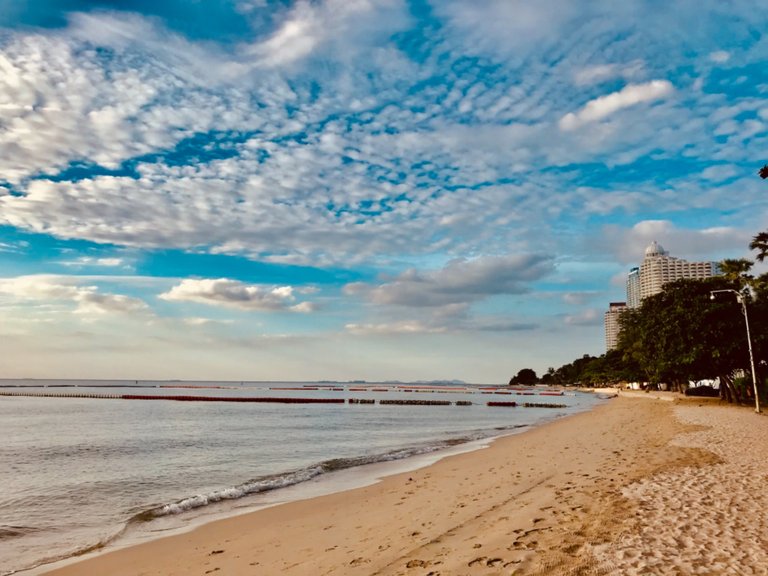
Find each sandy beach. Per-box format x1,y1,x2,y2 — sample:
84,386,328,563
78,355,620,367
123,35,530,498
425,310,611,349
39,394,767,576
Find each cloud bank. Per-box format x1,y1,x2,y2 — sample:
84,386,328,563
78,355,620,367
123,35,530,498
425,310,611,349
159,278,315,312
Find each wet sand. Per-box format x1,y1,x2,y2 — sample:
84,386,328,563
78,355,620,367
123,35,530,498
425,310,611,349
41,394,765,575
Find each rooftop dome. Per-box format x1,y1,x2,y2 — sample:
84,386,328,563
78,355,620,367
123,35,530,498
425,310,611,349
644,240,667,257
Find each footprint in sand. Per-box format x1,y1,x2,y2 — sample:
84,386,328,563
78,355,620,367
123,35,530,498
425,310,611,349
468,557,505,568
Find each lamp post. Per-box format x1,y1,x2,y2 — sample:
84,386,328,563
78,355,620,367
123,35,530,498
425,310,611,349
710,289,761,413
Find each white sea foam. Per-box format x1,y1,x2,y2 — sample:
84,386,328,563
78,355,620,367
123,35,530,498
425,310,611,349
157,466,325,516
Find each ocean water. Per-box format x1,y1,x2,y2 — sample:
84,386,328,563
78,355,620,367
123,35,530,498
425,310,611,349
0,380,604,575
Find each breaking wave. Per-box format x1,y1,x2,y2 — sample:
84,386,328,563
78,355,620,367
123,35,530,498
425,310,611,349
131,425,527,522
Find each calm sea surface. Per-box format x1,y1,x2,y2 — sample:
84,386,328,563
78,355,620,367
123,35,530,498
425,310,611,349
0,380,604,575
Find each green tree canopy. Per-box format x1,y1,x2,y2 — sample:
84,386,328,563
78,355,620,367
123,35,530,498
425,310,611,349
509,368,538,386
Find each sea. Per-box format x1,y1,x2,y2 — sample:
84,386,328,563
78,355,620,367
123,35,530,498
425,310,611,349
0,379,606,575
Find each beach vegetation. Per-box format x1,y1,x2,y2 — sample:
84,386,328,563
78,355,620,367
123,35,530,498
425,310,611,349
547,272,768,406
508,368,538,386
615,276,762,399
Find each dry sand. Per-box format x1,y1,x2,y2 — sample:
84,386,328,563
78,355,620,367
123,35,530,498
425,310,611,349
40,394,766,576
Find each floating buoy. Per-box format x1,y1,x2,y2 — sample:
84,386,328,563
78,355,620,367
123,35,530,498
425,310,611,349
380,399,451,406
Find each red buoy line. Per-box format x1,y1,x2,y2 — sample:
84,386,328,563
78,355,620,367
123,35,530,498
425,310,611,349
121,394,344,403
0,391,343,404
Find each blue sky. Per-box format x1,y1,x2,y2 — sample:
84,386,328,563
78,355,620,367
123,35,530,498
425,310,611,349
1,0,767,383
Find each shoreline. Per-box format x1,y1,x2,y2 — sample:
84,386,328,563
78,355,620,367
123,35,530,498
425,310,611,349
21,405,579,576
35,393,739,575
3,384,599,576
21,436,504,576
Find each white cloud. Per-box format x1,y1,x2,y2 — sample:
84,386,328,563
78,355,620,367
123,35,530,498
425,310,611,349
562,292,596,306
0,275,83,301
465,317,538,332
709,50,731,63
246,0,410,68
74,292,150,315
435,0,578,57
67,12,249,84
573,61,645,86
60,256,126,268
564,308,602,326
248,3,320,67
345,254,555,308
0,31,236,185
159,278,315,312
345,321,445,335
0,240,28,254
700,164,739,182
599,220,750,264
290,301,318,313
0,275,149,316
573,64,620,86
1,0,768,383
559,80,674,130
0,5,761,270
183,317,219,326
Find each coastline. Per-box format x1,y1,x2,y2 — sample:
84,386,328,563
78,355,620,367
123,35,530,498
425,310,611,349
33,393,748,575
4,384,601,576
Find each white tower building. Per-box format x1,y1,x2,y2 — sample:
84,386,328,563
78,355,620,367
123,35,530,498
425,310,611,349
638,241,720,301
606,242,721,351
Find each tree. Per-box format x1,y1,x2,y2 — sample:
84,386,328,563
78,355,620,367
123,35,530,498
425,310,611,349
509,368,538,386
719,258,754,286
750,231,768,263
544,222,768,404
616,276,767,402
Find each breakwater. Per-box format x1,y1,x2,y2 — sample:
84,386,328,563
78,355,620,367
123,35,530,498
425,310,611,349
0,391,567,408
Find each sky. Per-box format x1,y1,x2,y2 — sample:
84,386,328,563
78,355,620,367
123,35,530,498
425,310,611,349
1,0,767,384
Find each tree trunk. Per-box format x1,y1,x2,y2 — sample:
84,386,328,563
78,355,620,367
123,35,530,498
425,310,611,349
720,374,734,403
721,373,745,405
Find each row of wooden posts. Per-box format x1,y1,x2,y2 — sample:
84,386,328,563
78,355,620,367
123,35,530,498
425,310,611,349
0,391,566,408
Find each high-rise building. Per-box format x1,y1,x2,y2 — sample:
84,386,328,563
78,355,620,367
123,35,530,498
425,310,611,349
638,241,720,301
605,242,721,351
604,302,628,350
626,267,640,309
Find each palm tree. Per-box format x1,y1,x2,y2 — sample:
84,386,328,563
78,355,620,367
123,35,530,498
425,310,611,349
719,258,754,287
750,232,768,262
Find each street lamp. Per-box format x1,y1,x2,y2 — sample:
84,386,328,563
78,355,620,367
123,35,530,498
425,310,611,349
710,289,761,413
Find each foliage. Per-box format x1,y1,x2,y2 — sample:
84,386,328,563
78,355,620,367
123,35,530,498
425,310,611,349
719,258,754,285
508,368,538,386
616,277,758,392
750,231,768,263
542,261,768,404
